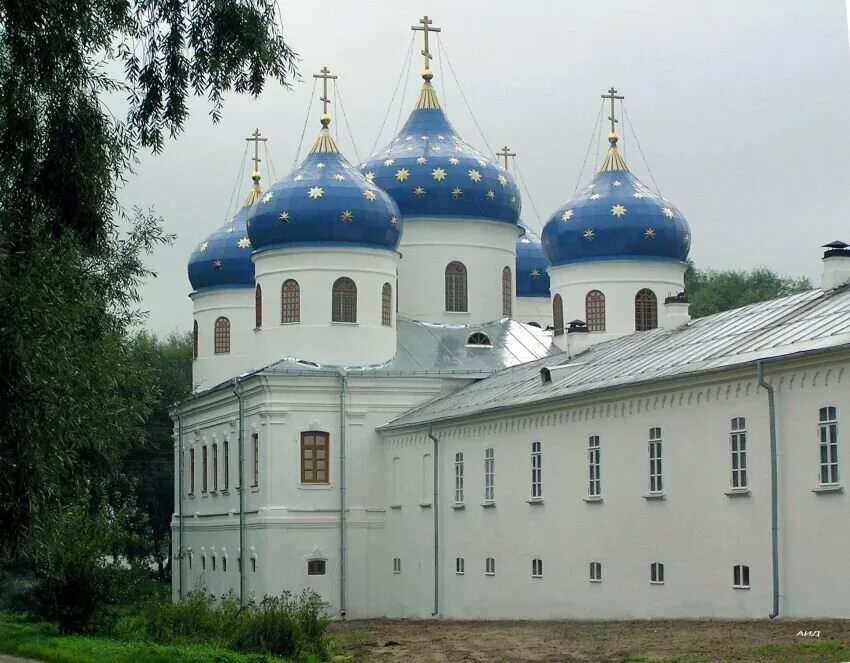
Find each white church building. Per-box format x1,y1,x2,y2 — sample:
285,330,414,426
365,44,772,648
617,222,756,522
172,17,850,620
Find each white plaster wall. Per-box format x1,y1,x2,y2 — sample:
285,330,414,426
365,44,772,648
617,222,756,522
397,219,519,324
192,288,257,391
252,247,398,367
515,296,552,329
548,259,685,348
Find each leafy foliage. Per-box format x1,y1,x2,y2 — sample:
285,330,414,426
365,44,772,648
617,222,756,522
685,262,812,318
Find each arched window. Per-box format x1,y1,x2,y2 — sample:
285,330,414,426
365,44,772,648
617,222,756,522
445,262,468,312
502,266,512,317
214,317,230,354
281,279,300,323
552,294,564,336
192,320,198,359
585,290,606,332
332,277,357,323
635,288,658,331
382,283,392,327
467,332,491,346
254,284,262,329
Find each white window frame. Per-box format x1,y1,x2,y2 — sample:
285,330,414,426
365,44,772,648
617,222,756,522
733,564,750,589
393,557,401,574
730,417,748,489
455,557,465,575
649,427,663,493
650,561,665,584
485,556,496,576
531,558,543,578
531,441,543,499
818,406,839,485
589,561,602,582
484,448,495,503
588,435,601,497
454,452,464,504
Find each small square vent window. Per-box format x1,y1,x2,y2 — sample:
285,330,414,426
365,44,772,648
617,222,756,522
308,559,326,576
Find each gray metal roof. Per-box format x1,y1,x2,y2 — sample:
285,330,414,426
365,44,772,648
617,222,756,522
381,287,850,430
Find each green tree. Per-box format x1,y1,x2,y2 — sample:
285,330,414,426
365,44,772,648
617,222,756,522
685,262,812,318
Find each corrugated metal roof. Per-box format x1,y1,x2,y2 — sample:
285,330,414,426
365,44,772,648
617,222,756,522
381,287,850,430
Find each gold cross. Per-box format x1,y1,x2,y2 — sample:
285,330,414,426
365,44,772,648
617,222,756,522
496,145,516,169
313,66,338,117
246,128,267,172
601,87,624,134
411,15,441,70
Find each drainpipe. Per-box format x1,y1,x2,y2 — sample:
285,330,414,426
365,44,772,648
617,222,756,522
176,407,184,601
338,371,347,618
231,379,246,607
757,361,780,618
427,424,440,617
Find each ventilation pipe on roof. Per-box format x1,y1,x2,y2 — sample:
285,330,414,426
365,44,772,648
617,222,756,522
566,319,592,357
821,241,850,291
663,292,691,330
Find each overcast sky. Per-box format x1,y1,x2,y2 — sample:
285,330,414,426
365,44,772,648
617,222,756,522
120,0,850,337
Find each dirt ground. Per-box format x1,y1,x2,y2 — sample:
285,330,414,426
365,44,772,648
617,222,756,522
329,618,850,663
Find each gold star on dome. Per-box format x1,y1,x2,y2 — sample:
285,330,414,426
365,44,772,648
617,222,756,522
497,174,508,187
530,269,541,279
662,207,674,218
451,186,463,198
407,147,415,152
213,259,223,269
279,211,290,223
293,175,303,182
384,159,394,166
262,192,273,203
432,146,441,152
365,172,375,183
613,180,622,186
420,135,428,140
395,168,410,182
238,237,251,249
633,192,645,199
341,210,353,223
611,204,627,217
477,159,486,167
590,193,601,200
432,167,447,181
363,189,378,202
438,135,446,140
307,186,324,199
200,241,209,252
316,163,325,169
684,233,690,243
449,157,460,165
561,209,574,221
405,136,413,141
413,186,426,198
520,238,531,244
468,169,482,183
511,195,517,203
583,229,595,241
644,227,656,239
390,216,399,226
416,156,427,165
486,190,495,200
334,174,345,181
588,183,596,188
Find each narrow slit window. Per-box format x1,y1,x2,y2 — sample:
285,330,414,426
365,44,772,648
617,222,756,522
531,441,542,499
382,282,392,326
223,441,229,490
649,427,663,493
202,445,208,493
212,443,218,492
502,266,512,317
588,435,601,497
454,452,464,504
553,294,564,336
255,284,262,328
818,406,839,485
730,417,748,489
192,320,198,359
251,433,259,488
484,448,495,502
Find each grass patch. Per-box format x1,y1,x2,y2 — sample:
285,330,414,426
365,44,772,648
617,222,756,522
794,639,849,656
620,657,683,663
0,613,288,663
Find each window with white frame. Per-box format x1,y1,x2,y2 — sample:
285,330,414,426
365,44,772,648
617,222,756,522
818,406,839,485
730,417,748,489
484,448,495,502
588,435,601,497
485,557,496,575
393,557,401,574
212,443,218,492
733,564,750,588
454,452,464,504
456,557,465,575
531,558,543,578
649,427,663,493
531,441,542,499
589,561,602,582
650,561,665,584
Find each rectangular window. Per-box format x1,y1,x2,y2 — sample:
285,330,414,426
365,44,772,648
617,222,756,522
588,435,601,497
189,449,195,494
650,562,665,584
485,557,496,576
393,557,401,574
308,560,326,576
649,427,663,493
454,452,464,504
252,433,259,487
211,556,216,571
484,448,495,502
223,441,229,490
456,557,465,575
589,561,602,582
532,558,543,578
202,445,208,493
251,557,256,573
818,406,839,485
301,431,330,484
730,417,747,489
733,564,750,588
222,557,227,573
531,441,543,499
201,556,206,570
212,444,218,492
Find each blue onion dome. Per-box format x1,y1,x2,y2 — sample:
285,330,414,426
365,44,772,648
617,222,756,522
187,173,260,292
360,71,521,225
246,115,402,253
516,226,550,298
541,132,691,266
